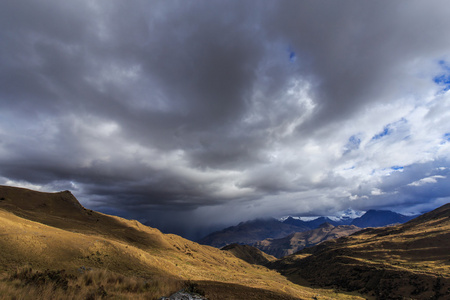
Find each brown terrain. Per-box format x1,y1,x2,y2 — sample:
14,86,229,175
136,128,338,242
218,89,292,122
268,203,450,299
253,223,361,258
0,185,362,299
221,243,276,265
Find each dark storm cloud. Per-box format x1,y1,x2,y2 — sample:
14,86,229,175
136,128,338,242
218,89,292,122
1,0,450,239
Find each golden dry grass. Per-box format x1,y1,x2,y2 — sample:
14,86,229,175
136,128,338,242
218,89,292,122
0,266,183,300
0,186,365,299
221,243,277,265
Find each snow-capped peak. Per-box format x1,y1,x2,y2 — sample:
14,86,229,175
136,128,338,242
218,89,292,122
338,208,365,219
279,209,365,223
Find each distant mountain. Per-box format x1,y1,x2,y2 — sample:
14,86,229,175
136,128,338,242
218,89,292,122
267,203,450,299
283,216,352,228
281,208,364,227
197,218,310,248
221,244,276,265
350,209,417,228
200,209,418,249
253,223,361,258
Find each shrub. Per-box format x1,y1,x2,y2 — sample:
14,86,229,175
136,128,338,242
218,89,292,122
184,280,205,296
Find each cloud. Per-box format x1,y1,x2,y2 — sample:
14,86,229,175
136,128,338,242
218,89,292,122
1,0,450,239
408,175,446,187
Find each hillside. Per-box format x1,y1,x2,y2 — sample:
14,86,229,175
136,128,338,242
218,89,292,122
267,203,450,299
0,185,362,299
221,244,276,265
254,223,361,258
197,218,310,248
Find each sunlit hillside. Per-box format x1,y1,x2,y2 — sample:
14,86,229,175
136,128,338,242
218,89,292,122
0,185,363,299
221,243,276,265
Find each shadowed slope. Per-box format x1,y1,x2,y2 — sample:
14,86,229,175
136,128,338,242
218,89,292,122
268,203,450,299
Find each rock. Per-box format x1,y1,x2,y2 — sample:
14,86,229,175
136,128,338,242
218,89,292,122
159,290,207,300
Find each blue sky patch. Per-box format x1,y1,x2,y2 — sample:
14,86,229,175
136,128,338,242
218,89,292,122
370,118,408,142
434,75,450,91
438,60,450,70
391,166,404,171
371,126,390,140
343,135,361,154
287,45,297,63
289,51,296,62
434,60,450,92
445,133,450,141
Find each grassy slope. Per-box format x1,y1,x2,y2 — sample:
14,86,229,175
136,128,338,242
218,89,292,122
221,243,277,265
268,203,450,299
0,185,362,299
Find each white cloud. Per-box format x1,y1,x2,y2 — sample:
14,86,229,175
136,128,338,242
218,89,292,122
371,188,384,196
3,179,43,191
408,175,446,187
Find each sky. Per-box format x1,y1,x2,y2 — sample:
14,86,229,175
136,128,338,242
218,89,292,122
1,0,450,239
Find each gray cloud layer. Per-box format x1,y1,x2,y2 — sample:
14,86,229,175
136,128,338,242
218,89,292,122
1,0,450,239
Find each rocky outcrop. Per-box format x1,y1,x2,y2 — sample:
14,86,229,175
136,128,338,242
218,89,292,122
159,290,207,300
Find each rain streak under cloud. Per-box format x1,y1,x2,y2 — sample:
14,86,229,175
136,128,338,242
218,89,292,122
1,0,450,239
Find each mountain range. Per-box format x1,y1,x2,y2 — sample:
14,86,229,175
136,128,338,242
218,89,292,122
198,209,418,251
283,209,417,228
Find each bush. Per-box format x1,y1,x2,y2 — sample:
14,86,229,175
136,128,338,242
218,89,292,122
184,280,205,296
9,268,74,291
